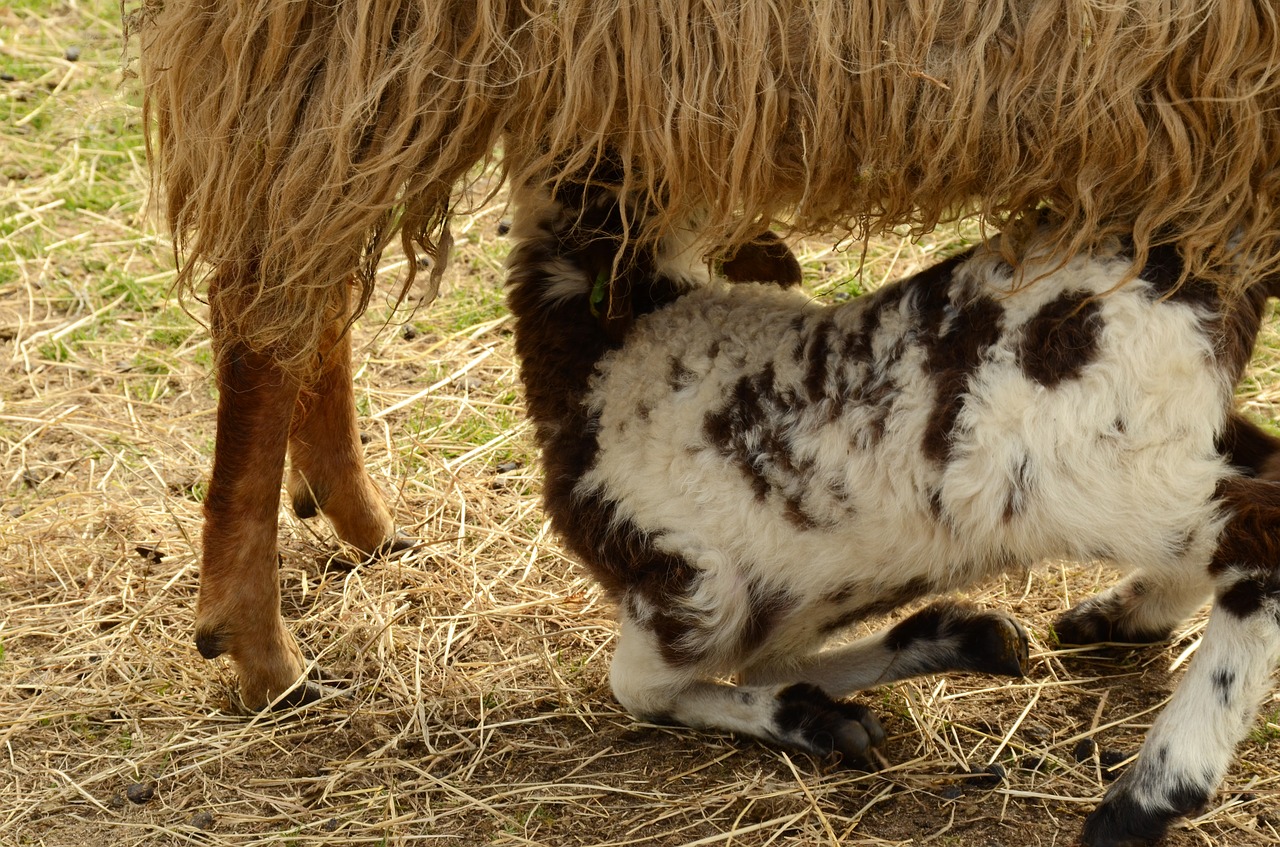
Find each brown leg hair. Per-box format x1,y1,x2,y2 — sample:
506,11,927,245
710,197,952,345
287,283,398,555
194,339,314,710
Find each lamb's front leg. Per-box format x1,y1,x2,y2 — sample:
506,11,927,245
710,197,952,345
740,601,1031,693
609,617,887,766
1081,478,1280,847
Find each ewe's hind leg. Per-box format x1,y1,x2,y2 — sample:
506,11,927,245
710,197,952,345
1081,477,1280,847
610,617,886,766
287,286,402,556
196,341,320,710
741,602,1031,694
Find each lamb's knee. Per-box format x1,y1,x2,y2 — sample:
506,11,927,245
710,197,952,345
609,619,691,722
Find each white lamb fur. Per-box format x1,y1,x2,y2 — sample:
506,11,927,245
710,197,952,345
505,180,1280,847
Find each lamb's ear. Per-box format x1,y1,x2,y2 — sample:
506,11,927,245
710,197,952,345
719,231,802,288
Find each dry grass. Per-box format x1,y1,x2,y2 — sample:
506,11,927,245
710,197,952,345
4,3,1280,846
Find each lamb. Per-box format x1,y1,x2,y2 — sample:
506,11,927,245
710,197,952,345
133,0,1280,711
505,177,1280,847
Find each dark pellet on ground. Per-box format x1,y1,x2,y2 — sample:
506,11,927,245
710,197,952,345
497,219,512,236
324,818,340,832
1019,754,1046,771
189,810,214,830
359,432,372,444
1073,738,1098,762
0,72,15,82
967,763,1006,788
496,461,521,474
401,324,418,341
940,785,964,800
1021,725,1051,743
65,46,81,61
126,782,155,804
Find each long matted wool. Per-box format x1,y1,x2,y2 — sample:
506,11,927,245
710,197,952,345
134,0,1280,378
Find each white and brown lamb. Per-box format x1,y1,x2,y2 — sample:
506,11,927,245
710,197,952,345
505,178,1280,847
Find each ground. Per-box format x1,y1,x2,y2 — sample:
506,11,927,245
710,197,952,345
3,3,1280,846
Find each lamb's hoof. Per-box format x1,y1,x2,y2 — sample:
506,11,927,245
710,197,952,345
772,683,886,768
887,603,1032,678
960,610,1031,678
1054,598,1169,647
1077,778,1207,847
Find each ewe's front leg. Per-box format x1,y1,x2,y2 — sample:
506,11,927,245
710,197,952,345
196,343,322,710
609,618,887,767
1081,477,1280,847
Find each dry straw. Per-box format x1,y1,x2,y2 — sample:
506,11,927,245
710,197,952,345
135,0,1280,380
8,3,1280,843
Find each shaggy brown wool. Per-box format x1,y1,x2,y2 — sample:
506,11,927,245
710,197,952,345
135,0,1280,378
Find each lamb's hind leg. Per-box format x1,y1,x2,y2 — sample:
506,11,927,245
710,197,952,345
739,601,1032,694
1054,569,1213,647
287,282,405,557
1080,476,1280,847
610,616,888,767
1057,412,1280,648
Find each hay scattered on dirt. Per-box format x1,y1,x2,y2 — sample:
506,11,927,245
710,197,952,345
5,3,1280,846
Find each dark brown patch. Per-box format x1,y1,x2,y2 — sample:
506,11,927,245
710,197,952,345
1002,457,1032,523
803,315,840,402
1215,283,1269,385
507,179,716,666
1208,476,1280,576
719,231,802,288
739,581,798,656
1017,291,1103,389
789,315,807,362
1139,243,1218,311
1137,242,1271,387
702,364,813,505
921,293,1005,463
668,355,696,390
1217,576,1265,619
783,495,818,530
928,489,946,522
819,575,934,634
1217,412,1280,478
